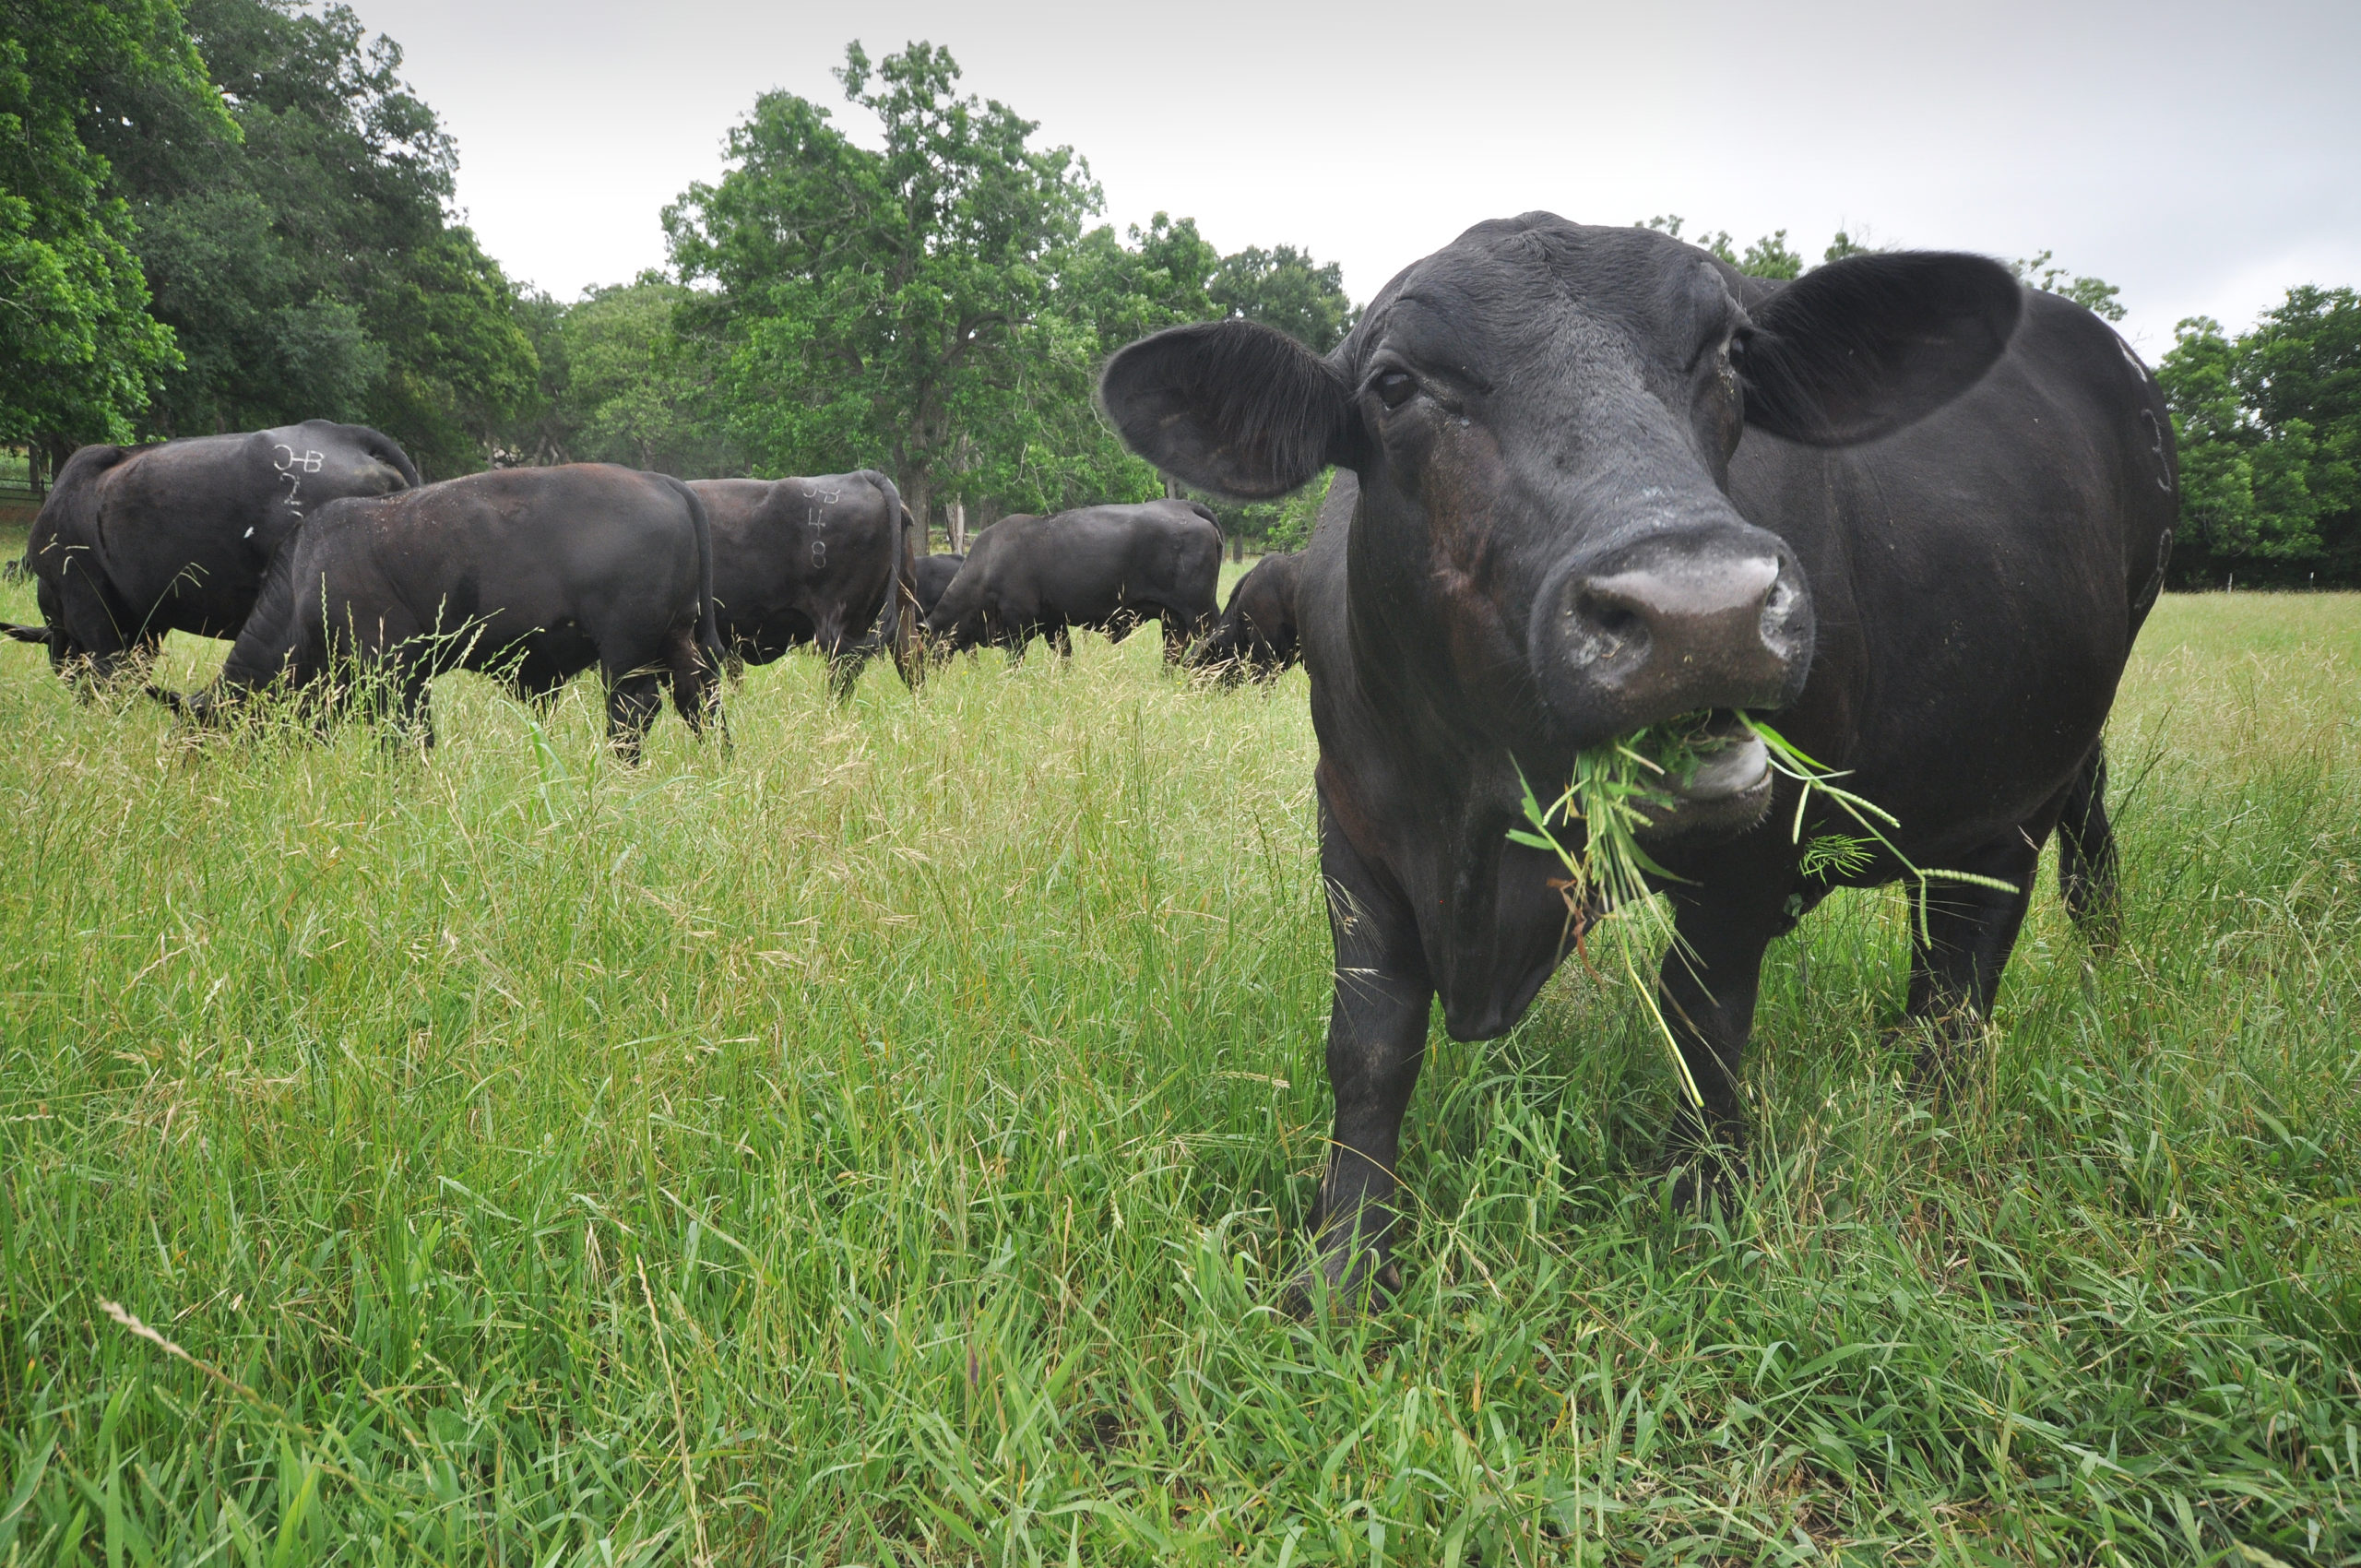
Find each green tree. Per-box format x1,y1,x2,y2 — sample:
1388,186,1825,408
1738,230,1804,280
0,0,230,452
2160,289,2361,585
362,223,539,474
547,276,736,476
95,0,538,474
1636,216,1803,280
1823,229,1878,263
949,212,1218,520
1209,244,1355,352
666,40,1109,529
2011,249,2125,323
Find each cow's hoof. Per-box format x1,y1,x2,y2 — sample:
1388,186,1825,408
1896,1016,1987,1104
1662,1146,1747,1215
1279,1253,1400,1319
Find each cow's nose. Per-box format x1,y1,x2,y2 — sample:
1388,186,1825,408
1550,553,1807,721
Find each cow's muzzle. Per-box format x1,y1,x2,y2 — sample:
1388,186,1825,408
1533,531,1813,745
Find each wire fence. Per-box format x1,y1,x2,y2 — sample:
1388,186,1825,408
0,449,42,505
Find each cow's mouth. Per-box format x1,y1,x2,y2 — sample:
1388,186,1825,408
1630,710,1775,841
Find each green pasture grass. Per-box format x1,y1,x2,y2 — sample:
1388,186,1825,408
0,573,2357,1565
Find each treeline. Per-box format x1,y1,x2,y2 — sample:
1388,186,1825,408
6,0,536,478
8,3,2355,581
2156,291,2360,588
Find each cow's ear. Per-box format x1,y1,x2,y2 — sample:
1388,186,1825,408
1739,253,2021,446
1099,319,1357,499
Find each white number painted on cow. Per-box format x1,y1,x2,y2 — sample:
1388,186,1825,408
801,482,841,568
270,444,327,518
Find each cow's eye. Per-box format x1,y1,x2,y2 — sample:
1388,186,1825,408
1373,370,1417,409
1726,333,1750,369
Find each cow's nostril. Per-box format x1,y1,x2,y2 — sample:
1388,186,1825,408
1562,590,1649,668
1760,573,1797,636
1592,600,1643,640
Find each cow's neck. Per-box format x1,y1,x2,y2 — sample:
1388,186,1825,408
1323,535,1578,1041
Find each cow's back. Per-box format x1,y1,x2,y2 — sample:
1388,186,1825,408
925,502,1220,650
82,422,411,639
325,466,701,649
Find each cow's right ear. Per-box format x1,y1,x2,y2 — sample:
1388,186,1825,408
1738,252,2022,446
1099,319,1357,500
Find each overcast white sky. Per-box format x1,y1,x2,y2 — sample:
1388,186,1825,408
359,0,2360,361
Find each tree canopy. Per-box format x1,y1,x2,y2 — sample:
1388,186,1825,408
1211,245,1357,352
123,0,537,474
2158,288,2361,585
2,0,540,476
661,41,1356,535
0,0,228,448
665,42,1109,527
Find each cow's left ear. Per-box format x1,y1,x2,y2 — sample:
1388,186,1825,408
1099,318,1357,499
1738,253,2022,446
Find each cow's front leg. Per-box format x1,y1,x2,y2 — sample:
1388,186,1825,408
1659,873,1788,1209
1289,795,1432,1313
1903,826,2044,1095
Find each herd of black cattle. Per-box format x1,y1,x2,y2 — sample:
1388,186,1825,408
6,215,2183,1303
3,424,1295,755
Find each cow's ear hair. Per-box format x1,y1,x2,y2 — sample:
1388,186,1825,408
1739,253,2022,446
1099,318,1357,499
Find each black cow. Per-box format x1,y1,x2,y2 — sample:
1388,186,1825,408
911,552,966,620
1192,478,1351,685
1102,214,2177,1302
6,422,418,679
692,470,918,695
923,500,1221,662
155,465,724,760
1192,550,1303,682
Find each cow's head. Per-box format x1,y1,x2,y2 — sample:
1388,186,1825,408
1100,215,2019,835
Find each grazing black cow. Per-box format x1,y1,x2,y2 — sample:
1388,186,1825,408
911,552,966,620
154,465,724,760
692,470,918,695
1192,550,1304,682
1101,214,2177,1302
6,422,418,679
923,500,1221,662
1192,482,1352,683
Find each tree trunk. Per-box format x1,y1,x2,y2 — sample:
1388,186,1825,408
905,471,931,556
947,499,966,554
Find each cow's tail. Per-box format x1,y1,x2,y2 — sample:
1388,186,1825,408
662,476,724,671
2057,742,2119,946
862,469,919,689
350,424,422,488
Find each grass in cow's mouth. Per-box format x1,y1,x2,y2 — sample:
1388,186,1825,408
1513,712,2022,1106
1513,715,1730,1107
